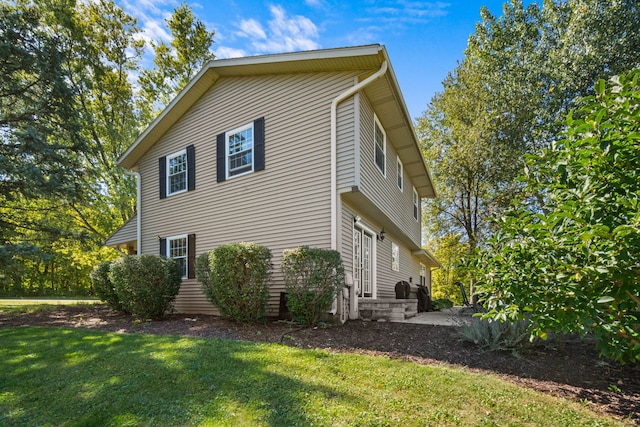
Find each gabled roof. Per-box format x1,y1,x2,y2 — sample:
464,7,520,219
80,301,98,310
118,44,435,198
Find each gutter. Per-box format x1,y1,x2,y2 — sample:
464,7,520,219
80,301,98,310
330,59,388,250
123,169,141,253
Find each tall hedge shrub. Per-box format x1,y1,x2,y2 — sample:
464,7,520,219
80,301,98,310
197,243,272,323
281,246,345,326
108,254,182,320
89,260,126,313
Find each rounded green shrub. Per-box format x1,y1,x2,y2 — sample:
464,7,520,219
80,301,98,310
197,243,272,323
108,254,182,320
90,260,126,312
281,246,345,326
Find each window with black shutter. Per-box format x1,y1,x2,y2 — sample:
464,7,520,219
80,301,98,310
217,117,265,181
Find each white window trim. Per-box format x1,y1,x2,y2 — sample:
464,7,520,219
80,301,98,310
391,242,399,272
396,156,403,191
167,234,188,279
166,149,187,197
225,121,254,180
413,186,419,221
373,114,386,177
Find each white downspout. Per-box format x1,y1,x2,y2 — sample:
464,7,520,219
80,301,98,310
330,59,388,321
123,169,141,254
330,59,388,250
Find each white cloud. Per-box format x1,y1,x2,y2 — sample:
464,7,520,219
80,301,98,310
140,18,172,44
122,0,177,46
215,46,247,59
238,19,267,39
236,4,320,54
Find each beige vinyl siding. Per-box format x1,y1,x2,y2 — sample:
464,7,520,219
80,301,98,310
340,203,357,279
375,231,421,299
358,94,421,246
336,97,356,191
137,71,359,314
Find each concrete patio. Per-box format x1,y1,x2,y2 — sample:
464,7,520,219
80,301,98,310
399,307,475,326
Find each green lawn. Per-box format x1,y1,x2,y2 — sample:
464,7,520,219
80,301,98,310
0,327,630,426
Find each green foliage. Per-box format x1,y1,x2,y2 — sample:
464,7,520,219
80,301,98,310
418,0,640,300
89,261,124,312
1,0,217,296
198,243,272,323
431,234,469,304
139,2,215,121
281,246,345,326
431,298,453,311
460,318,533,355
0,2,85,202
473,69,640,363
108,255,182,319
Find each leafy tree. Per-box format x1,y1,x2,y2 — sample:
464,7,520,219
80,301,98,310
0,2,85,203
42,0,143,244
418,0,640,251
1,0,142,294
139,2,215,121
431,234,468,304
417,59,519,250
473,70,640,363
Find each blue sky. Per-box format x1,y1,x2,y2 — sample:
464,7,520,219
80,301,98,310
121,0,515,120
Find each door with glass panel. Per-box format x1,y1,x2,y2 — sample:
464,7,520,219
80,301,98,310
353,227,373,298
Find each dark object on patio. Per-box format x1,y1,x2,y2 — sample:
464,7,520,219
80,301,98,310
417,285,431,312
395,281,410,299
456,281,473,308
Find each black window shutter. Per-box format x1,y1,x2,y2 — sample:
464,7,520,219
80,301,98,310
186,144,195,191
254,117,265,171
159,238,166,257
159,156,167,199
187,234,196,279
216,133,226,182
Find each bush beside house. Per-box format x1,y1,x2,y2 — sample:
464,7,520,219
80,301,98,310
197,242,272,323
90,260,126,313
90,255,182,319
282,246,345,326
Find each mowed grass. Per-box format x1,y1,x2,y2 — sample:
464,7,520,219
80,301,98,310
0,327,630,426
0,299,101,315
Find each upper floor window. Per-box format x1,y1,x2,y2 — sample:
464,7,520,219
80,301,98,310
217,117,265,182
397,156,403,191
160,145,195,199
167,149,187,195
227,122,254,178
413,187,419,221
374,115,386,176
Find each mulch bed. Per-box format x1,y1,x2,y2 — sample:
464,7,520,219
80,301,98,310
1,304,638,424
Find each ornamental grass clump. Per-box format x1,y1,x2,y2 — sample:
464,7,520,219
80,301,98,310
460,317,534,356
197,243,272,323
282,246,345,326
107,254,182,320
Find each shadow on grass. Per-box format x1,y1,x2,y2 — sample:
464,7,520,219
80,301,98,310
0,327,359,426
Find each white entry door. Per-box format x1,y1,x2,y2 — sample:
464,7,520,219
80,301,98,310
353,227,374,298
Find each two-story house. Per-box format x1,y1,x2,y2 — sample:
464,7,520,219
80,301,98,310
106,44,439,322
